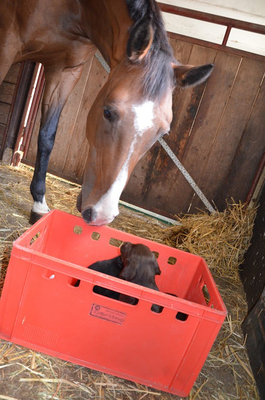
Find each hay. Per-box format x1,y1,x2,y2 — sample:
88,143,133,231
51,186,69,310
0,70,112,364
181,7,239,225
163,203,256,283
0,163,259,399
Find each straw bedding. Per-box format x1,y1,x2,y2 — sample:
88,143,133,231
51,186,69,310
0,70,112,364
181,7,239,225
0,163,259,399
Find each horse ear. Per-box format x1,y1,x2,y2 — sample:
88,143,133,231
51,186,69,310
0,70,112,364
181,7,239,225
173,63,214,87
127,17,154,63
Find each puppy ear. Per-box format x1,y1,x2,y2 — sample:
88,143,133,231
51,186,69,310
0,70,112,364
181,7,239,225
120,241,131,257
153,260,161,275
119,265,136,281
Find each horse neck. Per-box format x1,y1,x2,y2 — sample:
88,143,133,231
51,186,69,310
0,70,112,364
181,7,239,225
79,0,132,68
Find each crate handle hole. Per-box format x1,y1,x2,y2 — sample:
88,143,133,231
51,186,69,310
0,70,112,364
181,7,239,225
69,278,80,287
109,238,123,247
93,285,121,300
30,231,40,245
167,256,177,265
119,294,139,306
73,225,83,235
202,284,211,305
176,312,188,321
91,232,100,240
151,304,163,313
152,251,159,259
93,286,139,306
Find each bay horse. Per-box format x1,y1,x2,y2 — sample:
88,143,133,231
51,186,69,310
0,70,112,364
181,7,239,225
0,0,213,225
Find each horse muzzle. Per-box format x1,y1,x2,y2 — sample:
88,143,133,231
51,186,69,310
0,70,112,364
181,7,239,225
76,191,119,226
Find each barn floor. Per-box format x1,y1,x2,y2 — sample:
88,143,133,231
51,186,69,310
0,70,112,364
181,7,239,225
0,163,259,400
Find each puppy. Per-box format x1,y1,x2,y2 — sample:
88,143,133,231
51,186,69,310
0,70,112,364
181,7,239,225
119,242,162,312
74,256,123,299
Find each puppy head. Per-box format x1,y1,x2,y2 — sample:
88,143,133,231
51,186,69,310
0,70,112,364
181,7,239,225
119,242,161,282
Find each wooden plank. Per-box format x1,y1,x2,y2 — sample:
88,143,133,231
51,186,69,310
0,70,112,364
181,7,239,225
0,103,10,125
0,124,6,146
188,57,265,212
3,63,21,84
170,50,242,213
167,31,265,63
217,71,265,208
62,57,109,180
0,82,16,104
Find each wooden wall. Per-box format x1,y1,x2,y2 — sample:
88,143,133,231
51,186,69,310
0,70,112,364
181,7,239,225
24,38,265,218
0,64,21,155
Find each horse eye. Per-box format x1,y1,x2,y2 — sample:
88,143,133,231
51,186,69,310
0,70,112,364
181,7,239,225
103,107,113,122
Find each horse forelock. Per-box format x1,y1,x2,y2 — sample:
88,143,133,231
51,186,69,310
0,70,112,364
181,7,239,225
125,0,175,99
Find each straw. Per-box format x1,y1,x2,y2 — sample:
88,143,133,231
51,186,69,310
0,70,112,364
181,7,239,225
0,163,259,399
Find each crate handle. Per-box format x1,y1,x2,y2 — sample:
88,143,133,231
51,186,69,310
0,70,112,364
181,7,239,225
202,284,211,305
176,311,188,321
29,231,41,246
91,231,100,240
73,225,83,235
167,256,177,265
109,237,123,247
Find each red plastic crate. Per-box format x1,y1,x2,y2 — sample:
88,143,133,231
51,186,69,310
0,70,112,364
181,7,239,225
0,210,226,397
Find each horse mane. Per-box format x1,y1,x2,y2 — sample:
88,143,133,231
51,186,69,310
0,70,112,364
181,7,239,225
125,0,176,99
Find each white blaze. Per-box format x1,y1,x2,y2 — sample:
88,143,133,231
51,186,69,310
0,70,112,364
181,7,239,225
90,163,129,225
92,100,155,225
133,100,155,135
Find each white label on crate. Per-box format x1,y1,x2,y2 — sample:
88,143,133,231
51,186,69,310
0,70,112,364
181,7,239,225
90,303,126,325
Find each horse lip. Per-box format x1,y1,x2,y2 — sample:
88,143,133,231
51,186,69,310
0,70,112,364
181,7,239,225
88,211,118,226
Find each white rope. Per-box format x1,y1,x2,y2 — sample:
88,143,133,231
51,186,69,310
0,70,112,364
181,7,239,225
95,51,110,73
159,138,216,213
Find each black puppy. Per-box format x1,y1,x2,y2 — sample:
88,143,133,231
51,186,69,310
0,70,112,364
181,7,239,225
75,243,162,312
74,256,123,299
119,242,162,312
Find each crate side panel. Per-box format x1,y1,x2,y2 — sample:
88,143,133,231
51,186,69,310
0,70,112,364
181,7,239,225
9,262,208,390
171,316,226,395
0,253,31,339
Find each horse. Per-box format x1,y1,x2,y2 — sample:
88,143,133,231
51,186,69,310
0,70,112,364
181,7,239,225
0,0,213,225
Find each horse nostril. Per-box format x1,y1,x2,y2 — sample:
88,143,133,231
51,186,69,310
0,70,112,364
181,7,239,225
82,208,96,224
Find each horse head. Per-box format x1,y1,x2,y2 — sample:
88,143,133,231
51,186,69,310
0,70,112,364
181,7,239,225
78,15,213,225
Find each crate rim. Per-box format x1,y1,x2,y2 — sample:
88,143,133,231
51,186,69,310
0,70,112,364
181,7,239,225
11,209,227,318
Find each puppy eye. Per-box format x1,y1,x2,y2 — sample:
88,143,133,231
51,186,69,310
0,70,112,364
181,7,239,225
103,106,117,123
